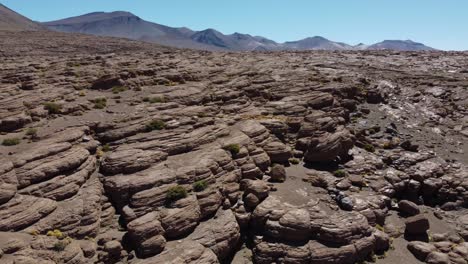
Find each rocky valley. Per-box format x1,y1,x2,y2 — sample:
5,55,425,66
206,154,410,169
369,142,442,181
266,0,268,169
0,30,467,264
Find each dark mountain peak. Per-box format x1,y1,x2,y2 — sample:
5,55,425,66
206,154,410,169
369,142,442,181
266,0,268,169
230,32,255,41
81,11,137,18
305,36,328,41
285,36,329,44
198,28,223,36
283,36,352,50
368,39,435,51
381,39,416,44
191,29,228,48
45,11,139,25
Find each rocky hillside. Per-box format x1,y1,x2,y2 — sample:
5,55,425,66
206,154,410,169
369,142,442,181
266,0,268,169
367,40,436,51
0,4,44,31
0,31,467,264
283,36,354,50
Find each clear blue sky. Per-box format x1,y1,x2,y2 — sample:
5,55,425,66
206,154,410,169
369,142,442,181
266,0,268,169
2,0,467,50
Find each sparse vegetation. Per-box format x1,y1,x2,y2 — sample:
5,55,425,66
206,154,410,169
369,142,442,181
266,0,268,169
53,240,68,251
101,144,111,152
84,236,95,242
29,229,39,236
193,180,208,192
146,120,166,131
165,81,177,86
2,138,21,146
382,141,393,149
333,169,346,177
289,158,300,165
143,96,165,104
375,224,385,232
25,128,38,139
43,102,62,114
92,97,107,109
364,143,376,153
166,185,187,202
223,144,240,155
111,86,127,94
96,149,105,158
47,229,65,239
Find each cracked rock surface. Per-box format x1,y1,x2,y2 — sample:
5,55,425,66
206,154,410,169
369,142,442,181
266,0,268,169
0,31,467,264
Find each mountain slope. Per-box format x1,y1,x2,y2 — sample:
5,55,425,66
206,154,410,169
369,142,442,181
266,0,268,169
367,40,435,51
44,12,214,50
0,4,44,31
283,36,353,50
190,29,280,50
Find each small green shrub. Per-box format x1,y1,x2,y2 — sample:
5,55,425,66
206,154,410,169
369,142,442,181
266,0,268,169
44,102,62,114
193,180,208,192
111,86,127,94
101,144,111,152
2,138,20,146
143,96,165,104
364,143,376,153
166,185,187,202
53,240,68,251
146,120,166,131
92,97,107,109
223,144,240,155
333,169,346,177
25,128,38,137
382,141,393,149
289,158,300,165
96,149,104,158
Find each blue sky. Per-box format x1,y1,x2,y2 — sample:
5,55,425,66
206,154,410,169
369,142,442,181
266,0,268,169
2,0,467,50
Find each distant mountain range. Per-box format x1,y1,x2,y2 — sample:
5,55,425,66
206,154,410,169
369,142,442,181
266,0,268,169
43,12,436,51
1,4,436,51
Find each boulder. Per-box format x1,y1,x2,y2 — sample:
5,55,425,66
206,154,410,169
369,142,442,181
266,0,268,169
91,74,124,90
103,240,122,257
426,252,450,264
405,214,430,237
0,113,32,132
160,196,201,239
270,164,286,182
374,230,390,253
127,212,166,257
304,128,355,163
241,179,269,200
263,141,292,164
189,209,240,260
398,200,420,216
408,241,436,261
